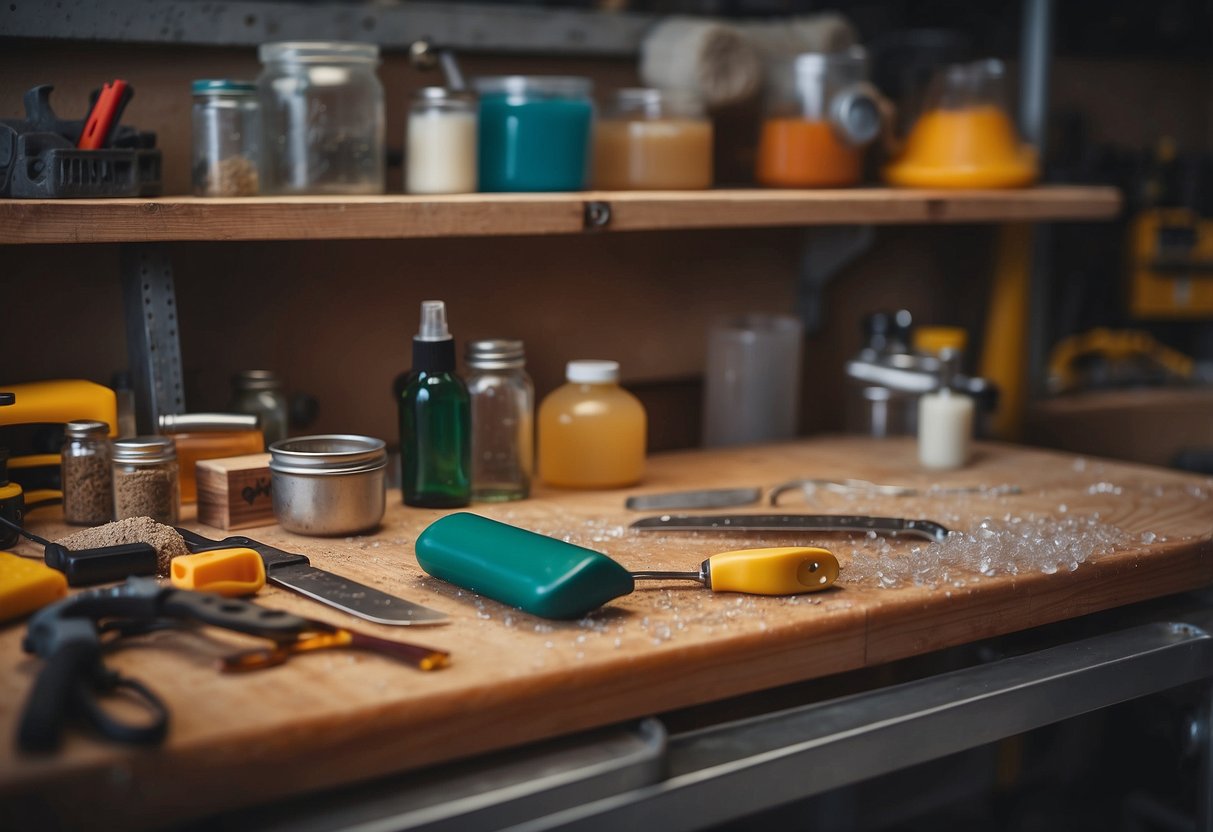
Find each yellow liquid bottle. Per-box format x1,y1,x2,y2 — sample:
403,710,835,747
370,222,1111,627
538,361,646,489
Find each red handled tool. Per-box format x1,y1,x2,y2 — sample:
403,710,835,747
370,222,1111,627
76,80,133,149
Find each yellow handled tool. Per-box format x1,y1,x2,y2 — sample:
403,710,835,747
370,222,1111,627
632,546,839,596
170,548,266,597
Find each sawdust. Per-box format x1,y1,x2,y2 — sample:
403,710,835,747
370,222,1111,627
56,516,189,575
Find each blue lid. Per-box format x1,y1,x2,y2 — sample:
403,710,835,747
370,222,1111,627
192,79,256,95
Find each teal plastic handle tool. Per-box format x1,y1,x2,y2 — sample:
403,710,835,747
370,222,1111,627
415,513,635,619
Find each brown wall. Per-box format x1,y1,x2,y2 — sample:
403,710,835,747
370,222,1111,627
0,40,1203,452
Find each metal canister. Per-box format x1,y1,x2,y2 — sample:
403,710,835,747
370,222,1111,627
268,435,386,536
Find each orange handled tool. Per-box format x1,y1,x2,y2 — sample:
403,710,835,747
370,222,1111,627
77,80,132,149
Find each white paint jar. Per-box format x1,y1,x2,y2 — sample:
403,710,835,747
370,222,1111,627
407,87,478,194
918,389,974,470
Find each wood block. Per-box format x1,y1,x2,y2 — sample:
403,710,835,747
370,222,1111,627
195,453,275,530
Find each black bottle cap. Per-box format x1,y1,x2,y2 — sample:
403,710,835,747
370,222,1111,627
412,337,456,374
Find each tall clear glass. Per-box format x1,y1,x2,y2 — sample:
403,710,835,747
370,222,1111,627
257,41,385,194
466,340,534,501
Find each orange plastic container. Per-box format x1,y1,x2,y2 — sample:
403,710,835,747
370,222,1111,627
756,119,862,188
538,361,646,489
170,429,265,504
885,60,1037,189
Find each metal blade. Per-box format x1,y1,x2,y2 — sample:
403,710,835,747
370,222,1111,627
629,514,950,542
269,563,449,626
625,487,762,511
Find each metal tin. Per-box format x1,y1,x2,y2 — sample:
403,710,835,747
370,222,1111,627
268,434,386,536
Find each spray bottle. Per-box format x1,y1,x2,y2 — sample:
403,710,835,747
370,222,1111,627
399,301,471,507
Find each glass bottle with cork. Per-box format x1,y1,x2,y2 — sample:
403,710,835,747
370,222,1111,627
538,360,647,488
399,301,471,507
466,339,533,502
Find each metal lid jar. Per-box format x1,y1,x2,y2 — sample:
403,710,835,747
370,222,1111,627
408,87,478,195
257,41,385,195
592,89,713,190
473,76,593,192
112,436,179,524
268,435,386,536
62,419,113,525
756,48,881,188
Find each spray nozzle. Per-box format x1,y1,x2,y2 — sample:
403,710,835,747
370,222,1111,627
416,300,452,342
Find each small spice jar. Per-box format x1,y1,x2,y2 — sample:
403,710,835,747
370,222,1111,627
592,89,713,190
466,339,534,502
61,420,113,526
407,88,477,194
112,437,180,525
191,80,261,196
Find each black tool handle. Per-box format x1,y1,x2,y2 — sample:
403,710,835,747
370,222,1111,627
43,543,159,587
159,590,320,639
17,638,101,753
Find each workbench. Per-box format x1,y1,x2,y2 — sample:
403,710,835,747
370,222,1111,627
3,436,1213,829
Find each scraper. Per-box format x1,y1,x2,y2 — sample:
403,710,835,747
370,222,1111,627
415,513,839,620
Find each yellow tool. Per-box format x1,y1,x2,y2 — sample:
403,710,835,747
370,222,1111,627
170,548,266,597
0,551,68,622
1129,208,1213,318
632,546,840,596
1047,328,1193,394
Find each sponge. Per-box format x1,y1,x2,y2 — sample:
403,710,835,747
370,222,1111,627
0,551,68,621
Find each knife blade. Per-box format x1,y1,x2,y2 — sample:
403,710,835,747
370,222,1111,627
625,487,762,511
629,514,950,542
176,529,448,626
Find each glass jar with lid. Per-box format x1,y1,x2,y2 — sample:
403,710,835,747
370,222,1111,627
466,340,534,502
592,89,713,190
474,76,594,192
228,369,290,447
191,79,261,197
756,48,881,188
407,88,477,195
257,41,385,195
112,437,180,525
61,420,113,525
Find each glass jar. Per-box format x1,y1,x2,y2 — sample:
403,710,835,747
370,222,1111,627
466,340,534,502
61,419,113,525
112,436,180,525
408,88,477,195
474,76,594,192
257,41,385,195
538,360,646,489
592,89,713,190
229,370,289,447
191,79,261,197
756,48,881,188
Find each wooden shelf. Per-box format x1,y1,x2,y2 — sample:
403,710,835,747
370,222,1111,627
0,186,1121,245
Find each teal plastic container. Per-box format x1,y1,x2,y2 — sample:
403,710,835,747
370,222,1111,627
415,513,635,619
475,76,593,192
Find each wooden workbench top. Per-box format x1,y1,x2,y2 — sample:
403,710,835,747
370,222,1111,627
3,437,1212,828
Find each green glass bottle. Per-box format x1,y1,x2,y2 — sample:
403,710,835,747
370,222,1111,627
399,300,471,507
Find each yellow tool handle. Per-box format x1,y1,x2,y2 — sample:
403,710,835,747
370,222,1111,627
707,546,839,595
170,548,266,597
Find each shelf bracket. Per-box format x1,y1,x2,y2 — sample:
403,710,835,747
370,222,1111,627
796,225,874,334
120,244,185,434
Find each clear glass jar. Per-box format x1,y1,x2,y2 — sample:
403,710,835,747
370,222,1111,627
756,48,880,188
593,89,713,190
191,79,261,197
408,88,477,195
466,340,534,502
61,419,113,525
257,41,385,195
229,370,289,447
474,76,594,192
112,436,180,525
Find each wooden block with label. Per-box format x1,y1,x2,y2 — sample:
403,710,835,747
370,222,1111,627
196,453,275,530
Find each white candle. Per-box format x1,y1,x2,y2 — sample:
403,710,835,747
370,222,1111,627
918,389,974,470
407,110,477,194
